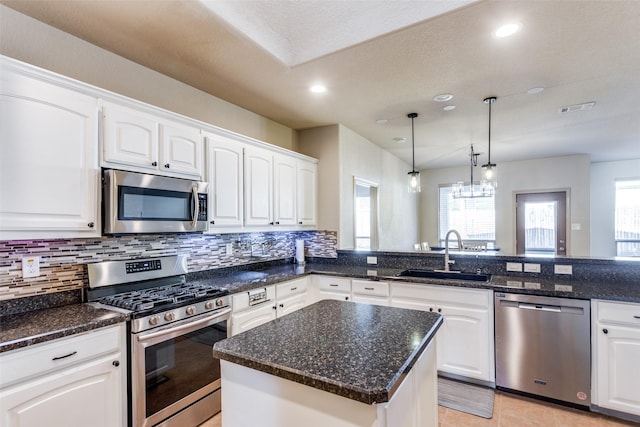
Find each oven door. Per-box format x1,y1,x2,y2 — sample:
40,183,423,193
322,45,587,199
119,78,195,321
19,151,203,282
103,169,208,234
132,308,230,427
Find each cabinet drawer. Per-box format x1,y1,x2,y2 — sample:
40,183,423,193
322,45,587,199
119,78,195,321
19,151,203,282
0,324,122,389
276,278,308,300
316,276,351,293
352,280,389,297
232,286,276,312
391,283,491,308
596,300,640,327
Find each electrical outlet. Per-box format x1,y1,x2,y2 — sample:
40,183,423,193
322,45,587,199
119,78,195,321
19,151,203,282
554,264,573,275
22,256,40,278
524,263,541,273
506,262,522,272
367,270,378,276
367,256,377,265
225,243,233,256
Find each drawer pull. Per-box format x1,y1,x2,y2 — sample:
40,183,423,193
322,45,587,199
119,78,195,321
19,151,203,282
52,351,78,361
634,315,640,319
290,287,297,291
329,284,339,287
364,287,374,291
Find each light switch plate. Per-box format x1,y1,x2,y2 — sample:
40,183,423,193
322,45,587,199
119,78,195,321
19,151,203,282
367,270,378,276
366,256,377,265
506,262,522,272
22,256,40,278
554,264,573,275
524,263,541,273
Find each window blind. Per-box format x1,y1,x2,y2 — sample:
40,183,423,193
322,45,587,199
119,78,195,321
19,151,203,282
439,185,496,244
615,179,640,256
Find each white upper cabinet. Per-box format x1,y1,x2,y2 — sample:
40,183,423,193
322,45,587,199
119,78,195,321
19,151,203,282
0,62,100,239
102,101,203,179
244,145,274,226
160,121,203,177
205,132,244,228
273,154,297,226
296,160,317,226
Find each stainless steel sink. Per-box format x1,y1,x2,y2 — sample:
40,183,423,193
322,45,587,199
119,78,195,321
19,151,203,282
397,269,491,282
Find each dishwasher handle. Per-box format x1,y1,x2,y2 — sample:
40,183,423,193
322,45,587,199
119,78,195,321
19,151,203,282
518,302,561,312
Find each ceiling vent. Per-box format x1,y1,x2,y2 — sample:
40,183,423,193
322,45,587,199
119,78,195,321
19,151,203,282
558,101,596,114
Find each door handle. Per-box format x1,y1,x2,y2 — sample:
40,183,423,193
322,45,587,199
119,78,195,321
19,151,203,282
190,184,199,229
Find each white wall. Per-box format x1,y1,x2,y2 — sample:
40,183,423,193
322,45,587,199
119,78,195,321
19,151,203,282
590,158,640,258
297,125,341,232
420,154,591,256
0,5,295,150
299,124,418,251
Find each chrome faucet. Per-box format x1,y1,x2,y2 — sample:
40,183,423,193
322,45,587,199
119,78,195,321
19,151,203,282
443,229,463,272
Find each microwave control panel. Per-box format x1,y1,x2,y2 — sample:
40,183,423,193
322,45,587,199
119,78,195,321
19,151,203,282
198,194,208,220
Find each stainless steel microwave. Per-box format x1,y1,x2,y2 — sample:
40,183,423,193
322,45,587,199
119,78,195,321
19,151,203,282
103,169,208,234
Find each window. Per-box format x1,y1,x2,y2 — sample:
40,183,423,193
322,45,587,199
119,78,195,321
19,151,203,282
615,179,640,257
354,178,378,251
439,184,495,247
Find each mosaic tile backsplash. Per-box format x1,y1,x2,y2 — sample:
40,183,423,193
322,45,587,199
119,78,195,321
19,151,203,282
0,230,337,301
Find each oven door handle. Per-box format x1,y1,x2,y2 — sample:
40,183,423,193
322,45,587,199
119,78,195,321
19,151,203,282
137,308,230,343
190,184,200,229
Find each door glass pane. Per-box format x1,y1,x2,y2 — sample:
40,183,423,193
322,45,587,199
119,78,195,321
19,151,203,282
145,320,227,417
524,201,556,254
355,183,371,250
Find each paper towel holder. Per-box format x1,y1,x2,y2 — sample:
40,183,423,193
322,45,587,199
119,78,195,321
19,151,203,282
295,239,306,265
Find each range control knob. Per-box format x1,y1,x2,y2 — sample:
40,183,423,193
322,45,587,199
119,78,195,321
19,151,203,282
216,299,224,307
186,306,196,315
204,301,214,310
164,312,176,321
149,315,160,326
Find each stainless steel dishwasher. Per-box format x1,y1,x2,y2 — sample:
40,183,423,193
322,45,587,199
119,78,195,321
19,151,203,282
495,292,591,407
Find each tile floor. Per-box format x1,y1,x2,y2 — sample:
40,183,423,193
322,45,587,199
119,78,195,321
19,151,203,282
198,391,638,426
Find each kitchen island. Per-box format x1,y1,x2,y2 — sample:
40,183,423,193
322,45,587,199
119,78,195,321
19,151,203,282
212,299,443,427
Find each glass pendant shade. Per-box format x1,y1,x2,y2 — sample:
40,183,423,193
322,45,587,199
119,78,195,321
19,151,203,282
408,171,421,193
481,162,497,195
407,112,421,193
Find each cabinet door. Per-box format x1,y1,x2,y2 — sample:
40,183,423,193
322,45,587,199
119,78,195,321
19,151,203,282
160,121,203,178
277,292,308,317
297,160,317,226
244,146,273,226
102,101,158,170
352,294,389,307
436,303,493,381
273,154,297,226
230,302,277,336
0,71,99,238
205,134,244,227
595,324,640,415
317,290,351,302
0,353,124,427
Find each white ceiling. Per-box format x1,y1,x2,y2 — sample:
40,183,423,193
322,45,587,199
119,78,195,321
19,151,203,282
4,0,640,170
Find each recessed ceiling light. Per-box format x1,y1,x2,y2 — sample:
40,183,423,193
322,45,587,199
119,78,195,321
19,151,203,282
309,84,327,93
527,87,544,95
393,137,406,144
433,93,454,102
494,22,522,38
443,105,456,111
376,119,388,125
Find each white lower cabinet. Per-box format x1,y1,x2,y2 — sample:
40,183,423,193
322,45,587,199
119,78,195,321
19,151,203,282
351,280,389,306
231,278,311,335
592,300,640,417
0,324,126,427
391,283,494,383
313,276,352,303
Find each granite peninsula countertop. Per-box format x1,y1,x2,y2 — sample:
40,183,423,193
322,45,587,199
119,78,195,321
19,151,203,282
0,304,128,353
213,299,443,404
189,262,640,304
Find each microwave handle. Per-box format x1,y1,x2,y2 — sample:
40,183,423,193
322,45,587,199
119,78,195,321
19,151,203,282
191,184,199,229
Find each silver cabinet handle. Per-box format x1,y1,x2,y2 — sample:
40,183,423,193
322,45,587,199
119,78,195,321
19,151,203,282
364,287,374,291
633,315,640,319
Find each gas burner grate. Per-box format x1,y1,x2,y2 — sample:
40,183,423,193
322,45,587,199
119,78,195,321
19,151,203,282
99,283,229,312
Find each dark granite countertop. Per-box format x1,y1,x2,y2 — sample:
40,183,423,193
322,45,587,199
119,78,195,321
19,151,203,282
189,263,640,304
213,299,443,404
0,304,129,353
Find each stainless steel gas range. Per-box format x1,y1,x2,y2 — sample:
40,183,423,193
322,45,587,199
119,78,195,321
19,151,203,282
86,255,230,427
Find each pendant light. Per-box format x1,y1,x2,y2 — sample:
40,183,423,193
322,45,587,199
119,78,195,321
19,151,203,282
407,112,421,193
481,96,497,194
452,144,490,199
